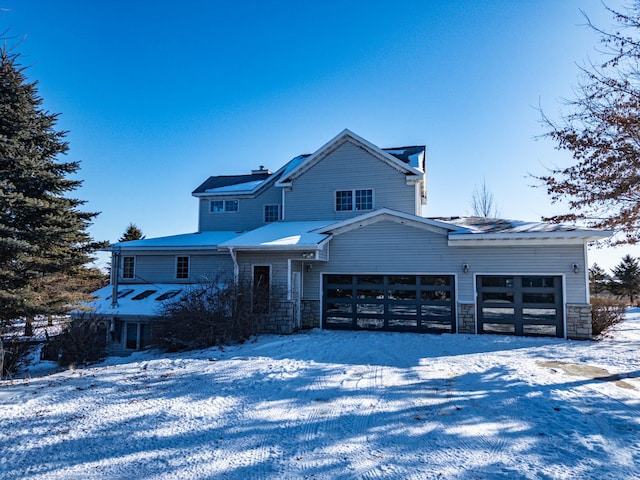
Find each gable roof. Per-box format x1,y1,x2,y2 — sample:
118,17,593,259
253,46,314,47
275,129,423,186
314,208,463,237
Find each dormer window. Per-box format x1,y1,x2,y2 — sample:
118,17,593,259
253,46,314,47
210,199,239,213
336,189,373,211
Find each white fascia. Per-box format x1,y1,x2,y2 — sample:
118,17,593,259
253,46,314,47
447,231,611,247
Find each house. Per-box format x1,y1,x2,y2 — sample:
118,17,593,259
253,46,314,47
86,129,611,353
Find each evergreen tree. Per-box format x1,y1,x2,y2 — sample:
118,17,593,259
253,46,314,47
0,47,105,329
609,255,640,304
589,263,609,296
538,2,640,244
118,223,145,242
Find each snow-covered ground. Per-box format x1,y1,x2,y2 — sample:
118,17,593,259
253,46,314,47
2,312,639,480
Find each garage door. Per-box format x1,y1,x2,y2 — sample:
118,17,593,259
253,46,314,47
323,274,456,333
476,275,563,337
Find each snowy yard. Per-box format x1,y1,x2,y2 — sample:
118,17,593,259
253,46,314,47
2,313,640,480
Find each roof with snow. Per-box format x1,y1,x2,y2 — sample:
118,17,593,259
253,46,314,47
218,221,336,250
110,231,241,251
383,146,425,170
81,284,191,317
192,172,271,195
434,216,612,242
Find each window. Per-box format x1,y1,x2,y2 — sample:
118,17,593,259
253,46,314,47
122,256,135,279
264,204,282,223
335,189,373,211
176,256,189,279
210,199,239,213
253,265,270,314
336,190,353,211
355,189,373,210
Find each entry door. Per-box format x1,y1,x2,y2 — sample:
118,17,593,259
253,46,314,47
292,271,301,329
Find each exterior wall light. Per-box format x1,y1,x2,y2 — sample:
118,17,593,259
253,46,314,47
462,264,469,274
306,263,312,272
572,263,579,274
302,252,314,259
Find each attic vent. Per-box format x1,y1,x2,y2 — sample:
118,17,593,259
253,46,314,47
251,165,271,175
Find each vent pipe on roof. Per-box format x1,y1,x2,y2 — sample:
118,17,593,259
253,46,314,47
251,166,271,175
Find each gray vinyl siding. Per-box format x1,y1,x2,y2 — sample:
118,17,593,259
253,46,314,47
236,252,292,290
301,221,588,304
118,252,234,284
284,141,418,221
198,185,283,232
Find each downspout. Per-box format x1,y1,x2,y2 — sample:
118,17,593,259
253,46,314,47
111,246,121,309
229,247,239,284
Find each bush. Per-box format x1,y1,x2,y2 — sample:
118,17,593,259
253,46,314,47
1,338,32,379
153,279,265,351
46,317,108,367
591,296,626,336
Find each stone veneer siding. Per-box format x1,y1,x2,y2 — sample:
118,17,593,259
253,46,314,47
260,300,295,334
565,304,592,340
457,302,476,334
301,300,320,329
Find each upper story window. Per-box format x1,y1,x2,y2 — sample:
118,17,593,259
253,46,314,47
122,256,135,279
176,256,189,279
264,204,282,223
336,189,373,211
210,199,239,213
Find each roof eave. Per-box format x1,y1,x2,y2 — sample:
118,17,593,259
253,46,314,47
447,231,613,246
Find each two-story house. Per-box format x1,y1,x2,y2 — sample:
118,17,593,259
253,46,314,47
87,129,610,353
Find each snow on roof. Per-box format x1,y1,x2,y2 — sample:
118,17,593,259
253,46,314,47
205,179,265,194
218,221,336,249
110,231,241,251
80,284,190,317
434,216,612,242
383,146,425,169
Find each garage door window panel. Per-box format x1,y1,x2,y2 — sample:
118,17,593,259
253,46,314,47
523,324,557,336
523,292,556,304
482,292,515,303
421,305,453,318
483,323,516,334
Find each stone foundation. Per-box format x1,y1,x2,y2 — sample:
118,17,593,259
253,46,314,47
301,300,320,329
260,300,295,334
566,304,592,340
457,302,476,334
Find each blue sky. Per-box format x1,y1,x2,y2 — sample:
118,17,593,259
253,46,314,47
3,0,633,270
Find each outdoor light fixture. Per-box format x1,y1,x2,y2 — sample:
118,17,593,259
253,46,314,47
572,263,579,274
462,263,469,273
302,252,314,259
306,263,312,272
